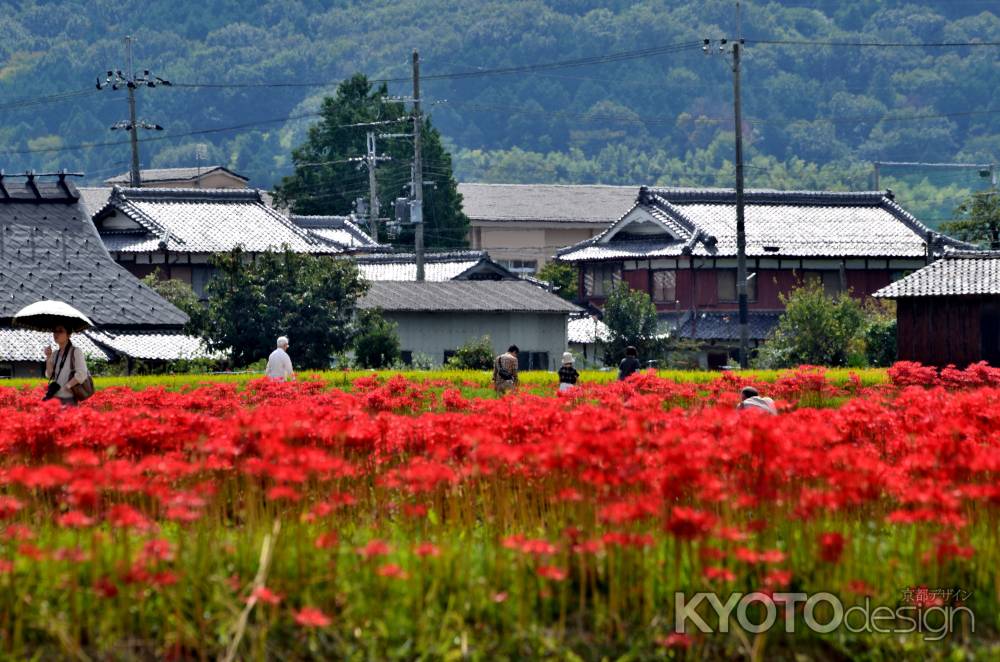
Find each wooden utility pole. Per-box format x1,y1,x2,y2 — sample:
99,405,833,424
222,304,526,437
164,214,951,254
732,40,749,369
412,49,425,282
125,37,141,187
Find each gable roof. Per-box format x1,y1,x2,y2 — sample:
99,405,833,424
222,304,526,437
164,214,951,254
105,166,248,185
0,180,187,330
95,187,334,254
673,311,782,342
874,250,1000,298
359,280,580,314
355,250,517,282
458,183,638,224
289,215,380,249
567,315,611,344
558,187,971,261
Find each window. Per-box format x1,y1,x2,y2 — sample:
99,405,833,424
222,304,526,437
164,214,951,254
804,271,843,297
400,351,413,366
652,270,676,302
584,263,622,297
498,259,538,275
0,364,12,379
717,270,757,302
516,351,550,371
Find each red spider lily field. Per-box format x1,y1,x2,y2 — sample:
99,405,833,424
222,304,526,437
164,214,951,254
1,363,1000,660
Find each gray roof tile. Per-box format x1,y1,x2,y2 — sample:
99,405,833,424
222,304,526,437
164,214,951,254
0,328,113,362
673,311,782,341
874,250,1000,298
96,187,333,254
87,330,219,360
289,215,380,249
359,280,581,313
0,180,188,330
459,183,638,224
559,188,971,261
356,250,515,282
105,166,248,185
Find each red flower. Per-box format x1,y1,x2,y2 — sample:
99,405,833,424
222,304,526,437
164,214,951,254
536,566,568,581
314,532,339,550
658,633,693,649
57,510,95,529
0,496,23,519
414,542,441,557
376,563,409,579
356,539,392,559
294,606,331,628
818,532,846,564
666,507,716,540
249,586,283,606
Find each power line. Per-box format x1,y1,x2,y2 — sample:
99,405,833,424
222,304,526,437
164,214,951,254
749,38,1000,48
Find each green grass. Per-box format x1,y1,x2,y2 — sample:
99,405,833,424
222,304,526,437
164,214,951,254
1,367,890,393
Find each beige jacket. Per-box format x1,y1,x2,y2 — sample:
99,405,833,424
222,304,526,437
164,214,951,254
45,344,89,399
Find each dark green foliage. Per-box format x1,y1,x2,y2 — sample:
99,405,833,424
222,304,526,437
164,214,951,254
601,283,664,366
755,281,891,368
274,74,468,250
536,261,578,301
941,192,1000,248
199,248,368,369
353,309,401,369
445,336,495,370
1,2,997,224
140,270,204,334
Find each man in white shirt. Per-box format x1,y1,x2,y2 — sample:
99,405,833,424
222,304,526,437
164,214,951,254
265,336,295,381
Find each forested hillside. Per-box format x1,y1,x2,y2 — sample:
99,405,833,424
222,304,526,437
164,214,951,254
0,0,997,223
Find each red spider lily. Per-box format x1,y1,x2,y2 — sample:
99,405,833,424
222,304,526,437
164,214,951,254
658,633,693,649
106,504,153,531
57,510,95,529
0,496,23,519
356,539,392,559
703,566,735,582
294,606,331,628
818,532,846,564
376,563,409,579
265,485,301,503
414,542,441,557
308,529,336,549
666,507,716,540
249,586,283,606
536,566,568,581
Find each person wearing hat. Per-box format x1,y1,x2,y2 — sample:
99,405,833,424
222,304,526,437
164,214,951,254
557,352,579,392
265,336,295,381
737,386,777,415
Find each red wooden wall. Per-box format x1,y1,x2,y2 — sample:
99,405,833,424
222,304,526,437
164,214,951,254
897,297,983,367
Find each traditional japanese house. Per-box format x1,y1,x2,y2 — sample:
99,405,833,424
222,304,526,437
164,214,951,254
557,186,970,367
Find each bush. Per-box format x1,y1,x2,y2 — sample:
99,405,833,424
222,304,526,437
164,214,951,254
602,283,665,366
536,261,578,301
864,312,897,367
446,336,495,370
353,309,401,369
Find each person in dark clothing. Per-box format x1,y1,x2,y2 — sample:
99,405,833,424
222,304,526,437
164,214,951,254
558,352,579,392
618,346,641,381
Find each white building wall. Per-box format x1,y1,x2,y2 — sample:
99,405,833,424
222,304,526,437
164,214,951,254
385,312,570,370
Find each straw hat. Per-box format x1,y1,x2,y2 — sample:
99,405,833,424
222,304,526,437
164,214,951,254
561,352,574,365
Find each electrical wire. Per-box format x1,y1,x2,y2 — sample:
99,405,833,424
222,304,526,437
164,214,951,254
748,39,1000,48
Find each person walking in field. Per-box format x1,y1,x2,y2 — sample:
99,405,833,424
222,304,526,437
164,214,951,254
265,336,295,381
618,346,641,381
493,345,519,395
558,352,579,392
43,325,90,406
737,386,777,415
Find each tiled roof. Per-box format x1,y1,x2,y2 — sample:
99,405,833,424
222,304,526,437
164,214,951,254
559,188,971,261
0,328,113,362
87,330,219,360
567,315,611,344
459,183,638,224
672,311,782,341
356,251,516,282
0,180,188,330
96,187,334,254
106,166,248,185
77,186,112,219
289,215,379,249
359,280,581,313
874,250,1000,298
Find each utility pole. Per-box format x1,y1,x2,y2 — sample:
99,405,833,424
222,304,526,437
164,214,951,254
704,34,749,368
359,131,392,242
97,36,170,187
412,49,425,282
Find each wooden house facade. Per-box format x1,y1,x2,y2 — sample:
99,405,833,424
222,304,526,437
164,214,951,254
875,251,1000,366
557,187,969,366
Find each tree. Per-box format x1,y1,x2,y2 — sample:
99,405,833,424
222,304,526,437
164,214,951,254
941,191,1000,249
353,309,400,368
199,248,368,369
536,261,578,301
274,73,468,250
141,270,204,335
601,283,663,365
755,281,867,368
